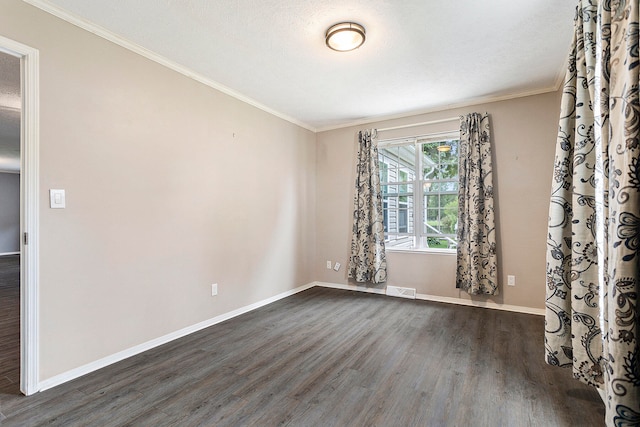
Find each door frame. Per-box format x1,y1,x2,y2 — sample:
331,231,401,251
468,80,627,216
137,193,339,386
0,35,40,395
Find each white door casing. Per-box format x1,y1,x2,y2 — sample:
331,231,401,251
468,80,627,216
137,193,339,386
0,35,40,396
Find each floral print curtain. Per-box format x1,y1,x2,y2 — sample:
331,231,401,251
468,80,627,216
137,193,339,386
456,113,498,295
347,130,387,284
545,1,639,425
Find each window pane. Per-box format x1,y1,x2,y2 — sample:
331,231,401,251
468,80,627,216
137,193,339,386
398,209,409,233
423,165,437,180
380,145,416,192
438,163,458,180
399,195,414,208
424,181,459,193
385,234,417,249
425,208,440,222
424,207,458,235
379,161,388,182
380,151,397,184
440,213,457,234
385,207,398,233
425,165,459,181
379,146,399,170
425,195,439,208
383,193,414,234
440,194,457,206
399,182,413,196
379,137,459,251
387,196,398,209
422,143,438,161
397,145,416,169
426,237,457,249
399,168,414,181
440,181,459,192
438,140,459,164
442,201,458,234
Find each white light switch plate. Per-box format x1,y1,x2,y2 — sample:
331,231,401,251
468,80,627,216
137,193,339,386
333,262,341,271
49,189,66,209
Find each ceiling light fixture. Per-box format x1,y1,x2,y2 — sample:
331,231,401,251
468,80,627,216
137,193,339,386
325,22,366,52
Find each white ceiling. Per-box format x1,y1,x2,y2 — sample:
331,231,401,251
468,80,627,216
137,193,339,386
12,0,575,134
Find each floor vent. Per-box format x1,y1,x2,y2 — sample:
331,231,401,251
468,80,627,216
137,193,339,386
385,286,416,299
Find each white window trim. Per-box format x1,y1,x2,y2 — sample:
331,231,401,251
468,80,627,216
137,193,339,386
379,130,460,253
386,246,458,255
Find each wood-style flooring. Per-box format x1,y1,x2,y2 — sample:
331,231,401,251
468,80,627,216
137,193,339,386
0,255,19,396
0,282,604,426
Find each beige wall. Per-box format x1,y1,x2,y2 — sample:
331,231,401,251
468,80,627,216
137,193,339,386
0,0,562,386
316,91,561,310
1,0,316,381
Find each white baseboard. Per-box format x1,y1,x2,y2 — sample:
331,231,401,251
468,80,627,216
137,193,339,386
0,251,20,257
415,293,545,316
38,281,316,392
38,279,544,392
315,281,544,316
314,281,386,295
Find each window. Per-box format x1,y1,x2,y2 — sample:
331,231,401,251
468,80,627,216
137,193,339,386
378,132,460,251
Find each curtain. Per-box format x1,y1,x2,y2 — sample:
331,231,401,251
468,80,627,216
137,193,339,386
456,113,498,295
545,1,639,425
347,129,387,284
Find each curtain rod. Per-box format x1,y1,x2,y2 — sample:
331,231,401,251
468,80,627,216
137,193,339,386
377,116,459,132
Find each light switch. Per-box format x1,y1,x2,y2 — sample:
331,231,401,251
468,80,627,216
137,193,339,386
49,189,66,209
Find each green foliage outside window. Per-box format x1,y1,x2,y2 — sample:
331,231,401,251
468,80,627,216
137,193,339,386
378,136,459,250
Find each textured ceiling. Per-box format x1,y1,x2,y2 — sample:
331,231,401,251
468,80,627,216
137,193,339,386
22,0,575,131
0,51,20,173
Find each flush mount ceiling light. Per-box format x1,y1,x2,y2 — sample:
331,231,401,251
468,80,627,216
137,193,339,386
325,22,366,52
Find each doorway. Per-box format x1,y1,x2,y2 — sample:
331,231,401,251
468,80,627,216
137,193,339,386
0,35,39,396
0,49,21,395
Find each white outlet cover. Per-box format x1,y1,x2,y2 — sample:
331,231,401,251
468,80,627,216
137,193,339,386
333,262,341,271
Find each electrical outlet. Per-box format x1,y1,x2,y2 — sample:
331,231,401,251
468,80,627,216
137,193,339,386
211,283,218,296
326,260,332,269
507,275,515,286
333,262,341,271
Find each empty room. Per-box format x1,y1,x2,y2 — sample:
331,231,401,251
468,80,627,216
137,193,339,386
0,0,637,426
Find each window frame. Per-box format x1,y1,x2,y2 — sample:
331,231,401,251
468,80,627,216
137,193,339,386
378,130,460,253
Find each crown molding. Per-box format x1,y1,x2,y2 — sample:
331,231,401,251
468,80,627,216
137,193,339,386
315,85,560,133
22,0,317,133
554,44,572,91
21,0,569,136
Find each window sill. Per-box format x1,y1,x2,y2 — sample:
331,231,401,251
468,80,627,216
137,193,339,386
385,247,456,255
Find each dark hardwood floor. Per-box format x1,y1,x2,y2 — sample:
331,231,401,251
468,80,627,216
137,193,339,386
0,254,20,397
0,285,604,426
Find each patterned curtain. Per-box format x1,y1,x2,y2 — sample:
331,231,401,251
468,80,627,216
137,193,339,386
347,129,387,284
545,1,639,425
456,113,498,295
